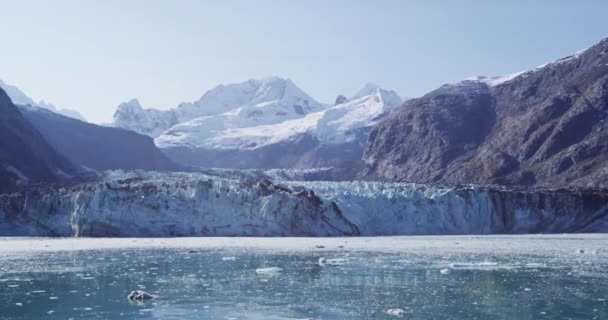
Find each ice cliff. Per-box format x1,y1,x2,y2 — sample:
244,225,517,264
0,171,606,236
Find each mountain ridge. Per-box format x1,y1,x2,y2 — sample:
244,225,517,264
363,37,608,188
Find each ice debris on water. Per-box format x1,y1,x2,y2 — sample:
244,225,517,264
440,268,451,275
386,308,406,317
127,290,155,302
575,248,599,254
222,256,236,261
318,257,347,266
255,267,283,275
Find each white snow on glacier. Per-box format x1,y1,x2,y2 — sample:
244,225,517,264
1,171,607,237
113,77,324,138
163,88,402,150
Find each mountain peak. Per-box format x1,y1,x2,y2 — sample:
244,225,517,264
0,79,85,121
351,83,381,100
335,95,348,105
121,98,143,109
0,79,35,106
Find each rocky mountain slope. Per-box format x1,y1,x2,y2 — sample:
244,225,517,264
0,79,86,121
363,37,608,188
1,171,606,236
0,88,80,193
19,105,180,172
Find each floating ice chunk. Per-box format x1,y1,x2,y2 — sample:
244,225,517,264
440,268,451,275
386,308,405,317
49,296,59,300
127,290,156,302
222,256,236,261
448,261,509,270
524,288,532,291
255,267,283,275
15,303,22,307
318,257,347,266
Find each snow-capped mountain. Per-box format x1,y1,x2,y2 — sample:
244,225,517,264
157,87,401,150
112,77,323,137
157,85,402,169
112,99,179,137
0,79,86,121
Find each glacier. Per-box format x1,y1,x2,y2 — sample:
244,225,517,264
0,170,607,237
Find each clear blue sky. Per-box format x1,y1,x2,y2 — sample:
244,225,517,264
1,0,607,123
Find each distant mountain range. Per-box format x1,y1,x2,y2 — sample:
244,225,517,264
0,85,179,192
113,78,403,168
19,105,179,172
0,80,86,121
3,36,608,190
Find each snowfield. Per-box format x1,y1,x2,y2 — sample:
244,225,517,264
0,170,607,237
158,88,401,150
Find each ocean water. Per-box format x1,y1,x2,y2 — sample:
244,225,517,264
0,236,606,319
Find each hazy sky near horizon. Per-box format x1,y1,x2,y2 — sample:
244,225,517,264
1,0,608,123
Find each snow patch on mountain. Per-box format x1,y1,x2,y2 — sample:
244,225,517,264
465,73,526,87
464,46,592,88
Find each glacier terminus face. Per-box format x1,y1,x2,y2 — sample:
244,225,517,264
0,171,606,237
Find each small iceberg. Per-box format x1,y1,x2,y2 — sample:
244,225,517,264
386,308,405,317
255,267,283,276
127,290,156,302
318,257,347,266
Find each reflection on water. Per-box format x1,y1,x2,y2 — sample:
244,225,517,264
0,241,607,319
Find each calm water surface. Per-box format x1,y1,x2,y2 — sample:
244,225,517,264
0,236,606,319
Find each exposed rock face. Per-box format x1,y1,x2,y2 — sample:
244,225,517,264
19,105,180,172
335,95,348,105
0,171,606,236
364,38,608,188
0,88,79,193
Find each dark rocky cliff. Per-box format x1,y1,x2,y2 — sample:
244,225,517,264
0,88,79,193
363,38,608,188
